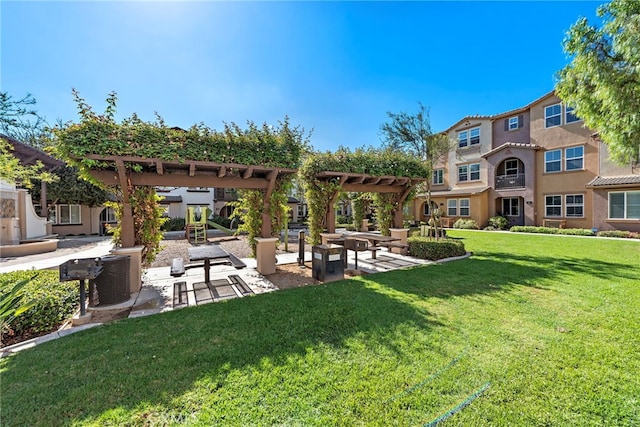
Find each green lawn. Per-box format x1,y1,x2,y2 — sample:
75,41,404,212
2,231,639,426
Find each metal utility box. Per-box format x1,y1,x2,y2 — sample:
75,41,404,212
312,244,345,282
91,255,131,306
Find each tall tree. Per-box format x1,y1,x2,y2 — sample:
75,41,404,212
0,92,49,148
556,0,640,165
380,103,452,238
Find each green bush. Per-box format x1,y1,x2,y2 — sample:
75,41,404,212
160,217,186,232
408,236,466,261
488,215,509,230
510,226,595,236
453,219,479,230
597,230,640,239
0,270,79,340
336,215,353,226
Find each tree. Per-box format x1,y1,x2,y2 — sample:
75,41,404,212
0,138,56,188
380,103,452,238
556,0,640,165
0,92,49,148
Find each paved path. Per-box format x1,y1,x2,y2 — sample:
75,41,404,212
0,237,114,273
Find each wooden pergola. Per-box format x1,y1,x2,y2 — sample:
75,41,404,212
82,154,297,247
313,171,428,233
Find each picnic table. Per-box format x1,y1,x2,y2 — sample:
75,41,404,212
187,244,246,283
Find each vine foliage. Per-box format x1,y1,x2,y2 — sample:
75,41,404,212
52,91,308,262
300,147,429,244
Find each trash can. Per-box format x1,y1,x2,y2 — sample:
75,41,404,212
90,255,130,306
312,244,345,282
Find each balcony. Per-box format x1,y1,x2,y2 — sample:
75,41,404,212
495,173,525,190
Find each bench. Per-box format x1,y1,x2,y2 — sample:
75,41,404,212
228,274,253,295
378,242,409,255
170,258,186,277
227,253,247,269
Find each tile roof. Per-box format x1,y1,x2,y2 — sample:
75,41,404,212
587,175,640,187
1,134,64,171
482,142,541,158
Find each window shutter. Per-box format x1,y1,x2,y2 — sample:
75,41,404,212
504,119,508,131
518,114,524,128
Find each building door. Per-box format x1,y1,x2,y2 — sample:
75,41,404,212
502,197,524,226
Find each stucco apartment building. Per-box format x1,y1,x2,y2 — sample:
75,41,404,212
412,91,640,233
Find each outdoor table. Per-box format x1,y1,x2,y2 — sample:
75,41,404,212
348,233,401,259
188,244,230,283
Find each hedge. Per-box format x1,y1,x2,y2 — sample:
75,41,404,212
510,226,595,236
0,270,79,340
407,236,467,261
597,230,640,239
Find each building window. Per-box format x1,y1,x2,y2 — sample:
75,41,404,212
469,163,480,181
505,159,519,175
457,127,480,148
458,130,468,148
55,204,81,225
609,191,640,219
458,163,480,182
447,199,457,216
545,150,562,173
545,103,562,128
508,116,519,130
469,127,480,145
432,169,444,185
565,194,584,217
458,165,468,182
565,146,584,171
459,198,470,216
545,195,562,217
565,106,580,123
502,198,520,216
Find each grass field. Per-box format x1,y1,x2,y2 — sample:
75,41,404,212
2,231,639,426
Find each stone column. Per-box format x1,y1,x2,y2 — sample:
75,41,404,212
389,228,409,255
111,246,145,293
256,237,278,275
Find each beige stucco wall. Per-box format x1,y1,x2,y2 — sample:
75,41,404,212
484,146,538,226
492,111,531,147
530,93,599,228
414,192,489,228
447,119,492,189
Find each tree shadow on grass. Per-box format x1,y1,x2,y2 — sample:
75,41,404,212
1,280,442,425
1,250,637,425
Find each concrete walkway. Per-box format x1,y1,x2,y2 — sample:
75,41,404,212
1,238,467,357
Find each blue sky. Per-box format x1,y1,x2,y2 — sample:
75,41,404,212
2,1,601,152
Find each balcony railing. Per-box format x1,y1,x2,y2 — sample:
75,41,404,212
495,173,525,189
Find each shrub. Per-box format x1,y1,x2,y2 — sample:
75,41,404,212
488,215,509,230
453,219,479,230
0,270,78,341
336,215,353,226
510,226,595,236
160,217,186,232
597,230,640,239
408,236,466,261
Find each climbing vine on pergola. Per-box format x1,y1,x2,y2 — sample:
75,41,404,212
51,91,309,262
300,147,429,245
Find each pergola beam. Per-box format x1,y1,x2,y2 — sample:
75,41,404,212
81,155,297,247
